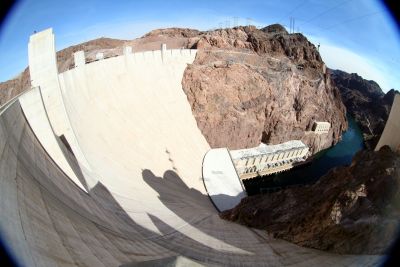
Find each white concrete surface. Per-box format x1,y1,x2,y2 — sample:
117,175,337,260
0,28,384,266
313,121,331,134
28,28,68,136
124,46,133,55
19,87,87,192
376,94,400,152
96,52,104,60
29,29,93,176
202,148,246,211
74,50,85,67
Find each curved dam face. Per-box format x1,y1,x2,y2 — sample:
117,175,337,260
0,29,382,266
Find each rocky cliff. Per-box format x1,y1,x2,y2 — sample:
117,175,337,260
221,146,400,254
331,69,399,149
180,25,347,153
0,25,347,154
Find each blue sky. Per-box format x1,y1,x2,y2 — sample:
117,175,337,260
0,0,399,92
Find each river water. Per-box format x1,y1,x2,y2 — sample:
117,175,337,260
244,116,365,195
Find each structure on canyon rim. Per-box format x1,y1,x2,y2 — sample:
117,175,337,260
313,121,331,134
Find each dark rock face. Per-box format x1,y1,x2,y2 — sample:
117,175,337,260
221,146,400,254
261,24,288,35
331,69,399,149
182,26,347,153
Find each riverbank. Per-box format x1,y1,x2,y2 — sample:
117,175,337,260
244,116,364,195
222,146,400,254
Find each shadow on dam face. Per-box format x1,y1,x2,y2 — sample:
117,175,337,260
0,103,258,265
0,104,389,262
86,173,242,265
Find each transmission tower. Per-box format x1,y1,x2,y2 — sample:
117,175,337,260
233,16,239,27
289,17,296,34
246,17,253,26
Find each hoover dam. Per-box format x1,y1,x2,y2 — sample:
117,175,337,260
0,29,383,266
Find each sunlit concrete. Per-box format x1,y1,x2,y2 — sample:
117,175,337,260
313,121,331,134
29,29,93,175
74,50,85,67
0,28,383,266
376,94,400,152
202,148,246,211
19,87,87,191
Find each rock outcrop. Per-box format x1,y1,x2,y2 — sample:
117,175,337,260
331,69,399,149
221,146,400,254
0,25,348,154
0,68,30,105
182,26,347,153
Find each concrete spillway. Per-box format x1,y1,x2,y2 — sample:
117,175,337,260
0,29,382,266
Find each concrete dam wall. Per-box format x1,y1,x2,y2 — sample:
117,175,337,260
0,29,382,266
375,94,400,152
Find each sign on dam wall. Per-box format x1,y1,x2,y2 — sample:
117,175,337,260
0,28,383,266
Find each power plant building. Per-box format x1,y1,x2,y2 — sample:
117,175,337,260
230,140,309,180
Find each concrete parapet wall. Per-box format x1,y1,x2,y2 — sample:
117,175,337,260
28,28,68,136
19,87,87,192
66,44,196,72
375,94,400,152
123,46,132,55
28,29,94,175
74,51,85,67
95,52,104,60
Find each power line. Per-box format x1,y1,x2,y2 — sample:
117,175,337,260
321,11,381,30
299,0,354,26
276,0,308,23
299,10,382,34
